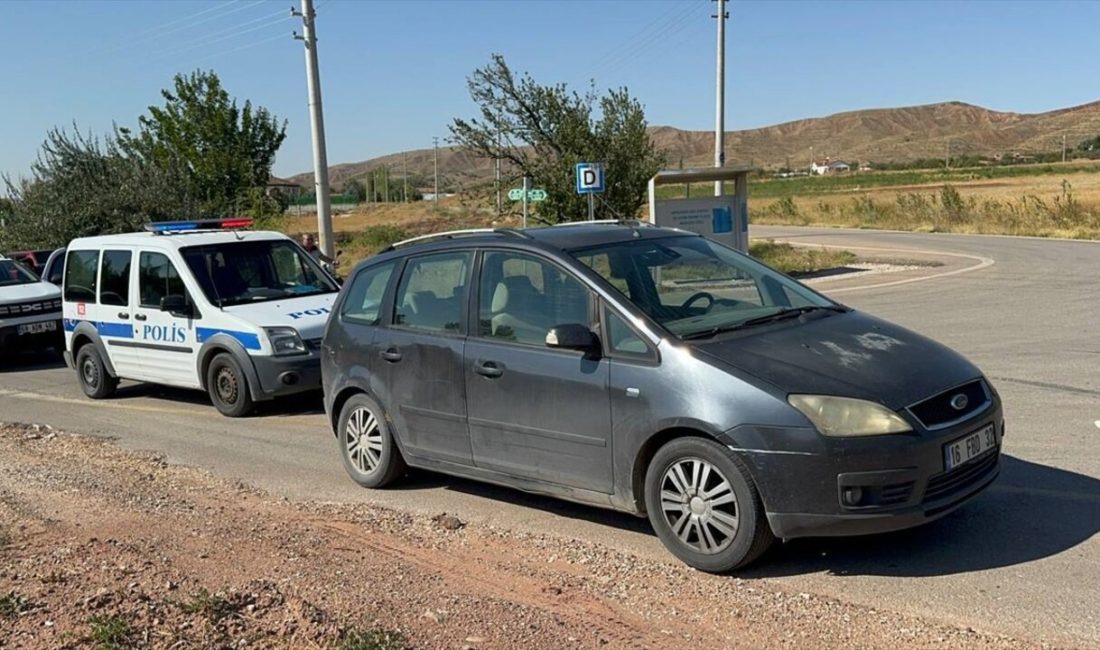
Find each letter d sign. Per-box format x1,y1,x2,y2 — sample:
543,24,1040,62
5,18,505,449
575,162,604,194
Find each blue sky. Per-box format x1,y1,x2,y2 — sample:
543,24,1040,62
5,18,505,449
2,0,1099,180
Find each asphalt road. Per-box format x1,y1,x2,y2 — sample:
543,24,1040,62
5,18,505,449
2,226,1098,647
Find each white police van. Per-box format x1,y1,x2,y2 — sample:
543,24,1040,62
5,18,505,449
62,219,339,416
0,254,63,355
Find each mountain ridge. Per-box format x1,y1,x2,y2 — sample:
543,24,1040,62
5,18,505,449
286,99,1100,190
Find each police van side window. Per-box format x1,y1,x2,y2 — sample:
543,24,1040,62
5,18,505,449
139,252,188,309
341,262,395,326
99,250,132,307
64,250,99,303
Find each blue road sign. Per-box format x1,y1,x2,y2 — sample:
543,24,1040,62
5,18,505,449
575,163,605,194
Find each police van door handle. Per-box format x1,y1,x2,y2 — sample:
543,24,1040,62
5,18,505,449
380,348,403,362
117,312,130,320
134,313,147,321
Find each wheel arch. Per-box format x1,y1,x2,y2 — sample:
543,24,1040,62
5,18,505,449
196,335,263,401
70,323,117,377
630,426,721,515
328,383,372,437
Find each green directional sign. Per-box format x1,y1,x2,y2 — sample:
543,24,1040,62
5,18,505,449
508,188,548,202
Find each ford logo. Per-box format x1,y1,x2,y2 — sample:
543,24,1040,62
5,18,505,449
949,393,969,411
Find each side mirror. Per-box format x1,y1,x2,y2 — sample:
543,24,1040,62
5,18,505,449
545,323,599,352
48,271,63,285
160,294,191,317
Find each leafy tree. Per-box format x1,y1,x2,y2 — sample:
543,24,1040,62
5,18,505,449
118,70,286,217
450,54,664,223
343,178,367,202
1,127,193,249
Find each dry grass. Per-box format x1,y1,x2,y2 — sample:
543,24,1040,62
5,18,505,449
749,240,857,274
750,171,1100,239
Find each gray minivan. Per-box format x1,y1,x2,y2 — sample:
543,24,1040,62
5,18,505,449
321,222,1002,571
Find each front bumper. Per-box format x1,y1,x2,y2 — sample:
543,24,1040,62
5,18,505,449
0,318,63,353
729,402,1003,539
250,351,322,399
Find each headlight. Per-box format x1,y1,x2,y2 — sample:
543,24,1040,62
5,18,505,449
264,327,306,356
788,394,912,436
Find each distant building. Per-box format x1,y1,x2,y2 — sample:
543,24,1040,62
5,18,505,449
828,161,851,173
266,177,303,202
810,157,851,175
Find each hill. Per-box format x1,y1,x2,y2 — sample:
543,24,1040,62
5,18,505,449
287,99,1100,189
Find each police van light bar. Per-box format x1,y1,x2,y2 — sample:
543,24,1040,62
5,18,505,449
145,218,254,233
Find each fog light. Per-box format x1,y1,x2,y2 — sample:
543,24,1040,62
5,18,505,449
841,486,864,506
279,371,299,386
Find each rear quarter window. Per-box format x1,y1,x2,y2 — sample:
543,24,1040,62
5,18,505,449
64,250,99,303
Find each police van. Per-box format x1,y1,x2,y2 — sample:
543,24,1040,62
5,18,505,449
62,219,340,416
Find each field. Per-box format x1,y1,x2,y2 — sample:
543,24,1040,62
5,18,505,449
743,164,1100,239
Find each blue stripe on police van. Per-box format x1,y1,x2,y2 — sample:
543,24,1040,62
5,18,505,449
196,327,261,350
96,321,134,338
63,319,78,332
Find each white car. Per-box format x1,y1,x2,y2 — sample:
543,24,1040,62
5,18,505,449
62,219,340,416
0,254,63,356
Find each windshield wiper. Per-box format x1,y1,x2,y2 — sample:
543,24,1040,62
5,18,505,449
680,306,848,340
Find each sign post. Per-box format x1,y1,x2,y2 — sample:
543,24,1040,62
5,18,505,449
575,162,605,221
522,176,531,228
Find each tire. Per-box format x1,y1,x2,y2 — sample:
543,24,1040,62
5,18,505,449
206,353,255,417
75,344,118,399
644,437,775,573
337,393,406,488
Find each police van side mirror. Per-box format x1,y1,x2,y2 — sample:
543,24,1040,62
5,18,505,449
160,294,191,317
48,271,63,285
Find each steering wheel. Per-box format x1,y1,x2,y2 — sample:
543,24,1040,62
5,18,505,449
681,291,715,312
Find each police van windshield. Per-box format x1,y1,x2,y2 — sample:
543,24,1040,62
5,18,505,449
0,258,40,287
181,239,338,307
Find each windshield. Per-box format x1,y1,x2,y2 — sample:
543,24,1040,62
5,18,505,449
570,235,838,338
181,239,338,307
0,258,40,287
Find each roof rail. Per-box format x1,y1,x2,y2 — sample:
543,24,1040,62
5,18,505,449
384,228,527,251
550,219,654,228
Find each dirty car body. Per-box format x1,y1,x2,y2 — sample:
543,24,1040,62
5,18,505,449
322,223,1002,571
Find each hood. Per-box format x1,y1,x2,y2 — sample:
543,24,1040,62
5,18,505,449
222,292,337,340
692,310,981,410
0,281,61,304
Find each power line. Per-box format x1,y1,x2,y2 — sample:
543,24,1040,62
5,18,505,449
130,0,240,39
154,9,290,60
192,31,288,64
591,1,687,71
597,1,705,78
110,0,268,53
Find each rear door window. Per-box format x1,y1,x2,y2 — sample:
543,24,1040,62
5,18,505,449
393,252,472,333
64,250,99,303
342,262,396,326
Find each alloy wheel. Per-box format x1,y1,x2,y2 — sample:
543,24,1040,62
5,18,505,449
659,457,740,554
345,407,383,474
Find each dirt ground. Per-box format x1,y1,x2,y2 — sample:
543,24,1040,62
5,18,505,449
0,423,1048,649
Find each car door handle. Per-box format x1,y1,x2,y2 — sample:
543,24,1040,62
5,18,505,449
380,349,403,362
474,361,504,378
134,313,147,321
117,312,130,320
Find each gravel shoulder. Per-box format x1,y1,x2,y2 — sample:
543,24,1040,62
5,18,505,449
0,423,1048,649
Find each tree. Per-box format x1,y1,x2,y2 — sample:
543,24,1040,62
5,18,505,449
118,70,286,217
450,54,664,223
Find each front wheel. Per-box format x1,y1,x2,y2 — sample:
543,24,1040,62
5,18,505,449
76,344,118,399
644,437,775,572
206,353,255,417
337,393,406,488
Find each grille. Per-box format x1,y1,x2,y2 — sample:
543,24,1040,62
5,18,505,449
908,380,989,429
306,338,323,350
878,481,915,507
0,298,62,317
923,451,998,504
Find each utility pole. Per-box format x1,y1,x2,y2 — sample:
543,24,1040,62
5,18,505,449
945,139,950,169
292,0,333,259
402,151,408,203
713,0,727,196
495,129,503,217
809,146,814,174
433,137,440,205
382,165,389,203
1062,134,1067,163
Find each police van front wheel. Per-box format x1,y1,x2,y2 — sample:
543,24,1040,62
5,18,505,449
206,353,255,417
76,345,117,399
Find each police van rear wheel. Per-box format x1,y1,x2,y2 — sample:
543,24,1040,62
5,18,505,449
76,345,117,399
207,353,254,417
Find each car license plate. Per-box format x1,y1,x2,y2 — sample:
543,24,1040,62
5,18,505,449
17,321,57,335
944,423,997,472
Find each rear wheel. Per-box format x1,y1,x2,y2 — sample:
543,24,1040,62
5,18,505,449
644,437,775,572
75,344,117,399
206,353,255,417
337,393,406,488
